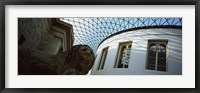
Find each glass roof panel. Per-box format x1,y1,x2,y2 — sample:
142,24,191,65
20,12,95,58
60,18,182,53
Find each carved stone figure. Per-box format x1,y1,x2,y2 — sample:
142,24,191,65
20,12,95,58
18,45,95,75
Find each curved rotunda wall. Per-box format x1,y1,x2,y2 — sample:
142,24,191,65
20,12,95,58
91,28,182,75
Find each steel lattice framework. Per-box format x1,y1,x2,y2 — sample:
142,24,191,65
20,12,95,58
60,18,182,53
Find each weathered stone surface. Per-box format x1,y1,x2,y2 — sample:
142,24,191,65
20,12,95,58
18,45,95,75
18,18,52,49
18,18,73,55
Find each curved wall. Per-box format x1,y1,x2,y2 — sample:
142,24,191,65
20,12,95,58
91,28,182,75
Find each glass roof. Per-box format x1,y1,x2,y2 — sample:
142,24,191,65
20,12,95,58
60,18,182,52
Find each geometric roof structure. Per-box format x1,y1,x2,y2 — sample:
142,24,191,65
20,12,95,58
60,18,182,53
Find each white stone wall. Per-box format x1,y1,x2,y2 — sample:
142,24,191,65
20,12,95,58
91,28,182,75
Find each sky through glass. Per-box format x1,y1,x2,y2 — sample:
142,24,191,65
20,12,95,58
61,18,182,53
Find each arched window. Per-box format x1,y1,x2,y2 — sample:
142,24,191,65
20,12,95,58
157,44,167,71
147,44,157,70
98,47,109,70
146,40,168,72
115,42,132,68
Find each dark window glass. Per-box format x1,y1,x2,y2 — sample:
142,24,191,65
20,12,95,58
146,41,167,72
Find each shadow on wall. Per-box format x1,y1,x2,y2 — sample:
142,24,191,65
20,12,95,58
92,46,182,75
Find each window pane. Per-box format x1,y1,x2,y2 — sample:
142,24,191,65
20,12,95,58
100,50,108,69
157,58,166,71
118,46,126,68
124,45,132,68
116,42,132,68
147,44,156,70
158,44,166,52
157,44,166,71
147,50,156,70
146,41,167,72
98,48,108,70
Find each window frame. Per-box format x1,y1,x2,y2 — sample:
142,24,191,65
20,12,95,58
146,39,168,72
114,41,132,69
97,47,109,70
